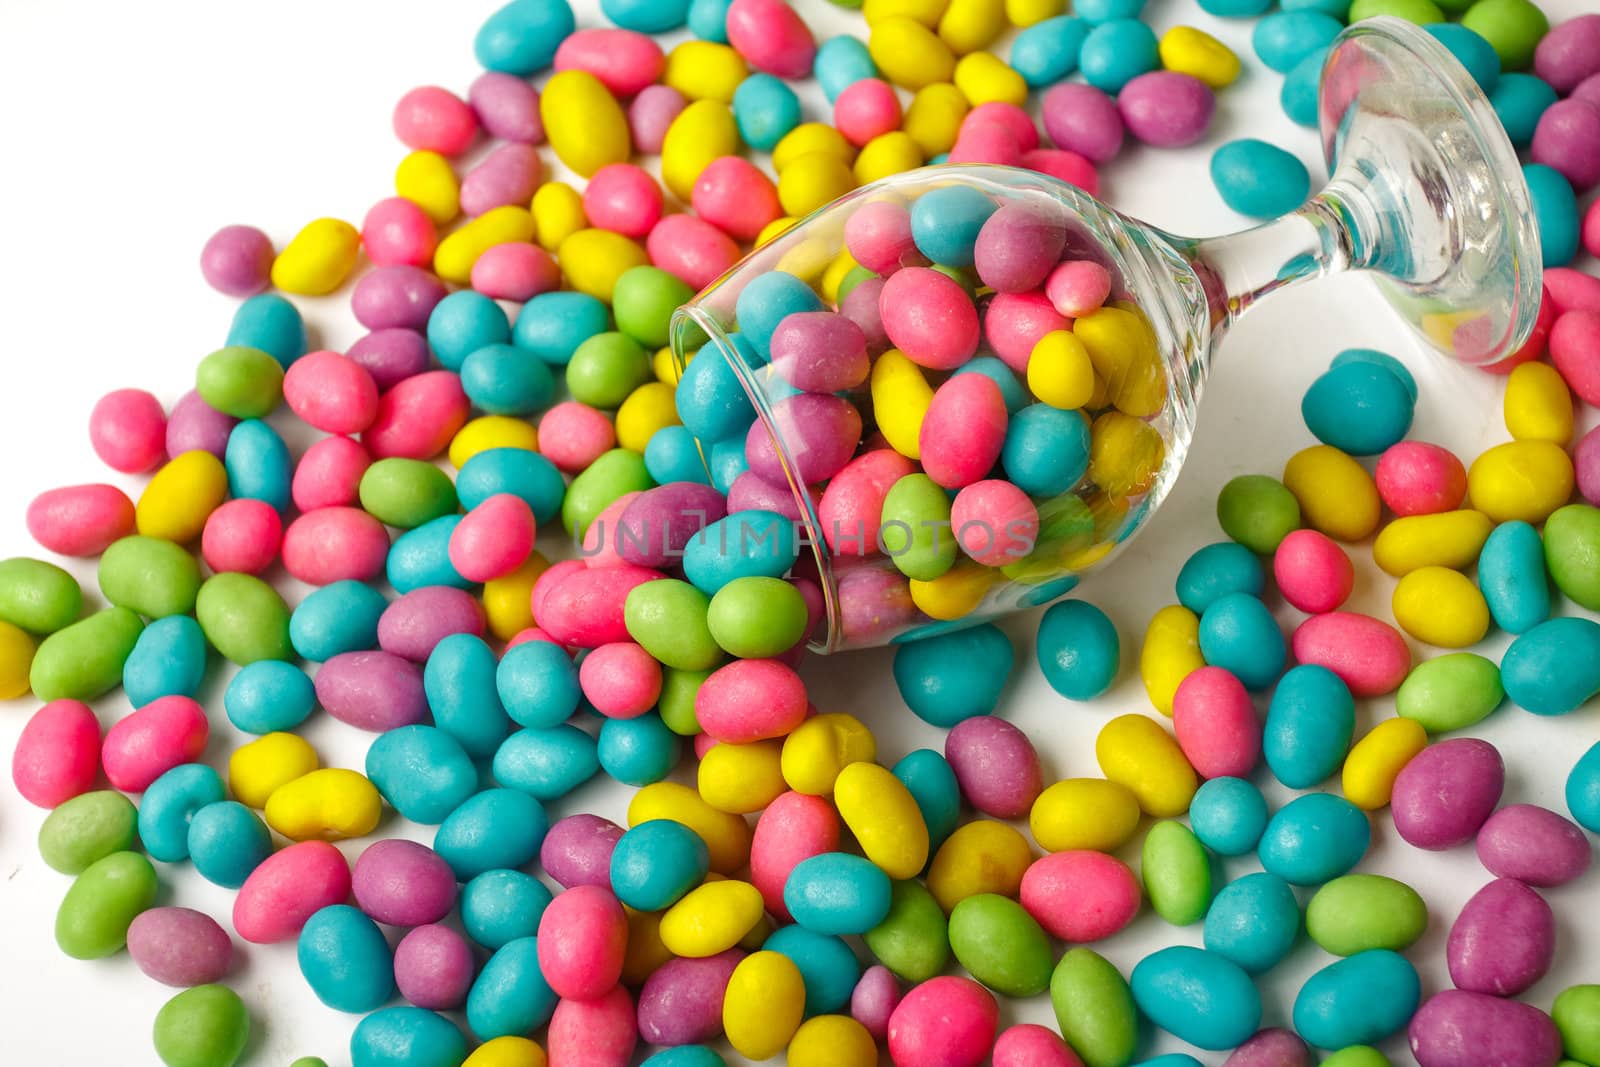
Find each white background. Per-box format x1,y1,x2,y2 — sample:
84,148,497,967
0,0,1596,1064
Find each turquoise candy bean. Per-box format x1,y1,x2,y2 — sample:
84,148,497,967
1280,46,1330,127
681,509,800,594
1425,23,1501,91
299,904,395,1014
1566,741,1600,833
228,293,306,368
1259,792,1370,885
1524,163,1580,267
1130,946,1262,1051
497,639,582,729
1301,362,1415,455
425,633,513,758
459,343,556,416
1478,520,1550,634
953,356,1030,413
708,437,749,494
784,852,893,935
645,425,714,486
765,925,861,1016
224,660,315,734
893,749,961,851
466,937,558,1039
603,0,690,32
123,615,207,708
893,623,1015,726
457,448,566,523
687,0,731,40
1211,139,1313,219
289,580,388,662
433,789,549,881
188,801,272,888
225,419,292,512
1037,599,1119,700
911,186,996,268
137,764,225,863
1292,949,1420,1048
1003,404,1091,496
1133,1058,1206,1067
1264,664,1356,788
734,271,825,361
1074,0,1144,21
733,73,802,150
1253,10,1342,72
428,290,511,372
643,1046,727,1067
1203,872,1302,974
611,819,710,912
387,517,470,594
514,291,610,365
1078,18,1159,93
1175,542,1266,614
475,0,574,74
1189,776,1269,857
366,725,479,824
1198,0,1272,14
1330,347,1418,402
675,335,757,442
1282,0,1350,13
598,713,681,786
1011,16,1092,87
1501,617,1600,715
462,870,553,950
1198,592,1285,690
814,36,876,101
351,1006,467,1067
1489,72,1558,148
492,725,600,800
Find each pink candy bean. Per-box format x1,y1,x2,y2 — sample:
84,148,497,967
985,290,1070,372
837,567,917,644
629,85,688,155
952,479,1038,566
165,390,236,461
695,658,809,743
1117,71,1215,147
994,1024,1086,1067
851,965,902,1042
284,350,382,436
394,924,475,1010
539,401,617,473
1022,147,1100,196
948,120,1025,166
1020,850,1142,942
636,949,744,1045
1550,309,1600,406
771,311,870,393
12,699,101,808
1544,266,1600,314
127,907,233,988
541,813,625,890
1484,284,1556,375
581,491,643,568
291,436,370,511
351,839,458,927
450,493,536,582
471,242,561,301
975,202,1068,294
840,275,887,354
844,199,920,276
378,586,486,663
233,840,352,944
820,449,917,557
392,85,476,156
693,156,782,242
201,499,283,575
1586,195,1600,259
530,559,588,624
101,696,206,793
361,197,439,269
546,984,636,1067
200,225,274,297
751,791,842,921
647,213,742,291
964,102,1040,152
537,885,628,1000
363,370,470,460
347,328,431,391
834,78,902,147
89,388,166,474
350,265,448,332
535,564,665,648
1046,260,1112,318
919,373,1008,489
1574,425,1600,506
281,507,390,585
1041,83,1125,164
1172,666,1261,779
467,71,543,143
583,163,663,240
748,393,863,485
1374,441,1468,516
1290,612,1411,697
26,484,135,557
881,267,981,369
887,976,998,1067
945,716,1043,819
1409,990,1563,1067
578,642,662,718
554,28,665,98
1446,877,1554,996
314,651,428,732
1391,737,1505,850
725,0,816,78
1272,529,1354,614
460,143,543,217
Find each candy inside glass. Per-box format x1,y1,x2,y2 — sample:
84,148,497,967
671,16,1542,653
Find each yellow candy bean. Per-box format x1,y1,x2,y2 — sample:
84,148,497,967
0,620,35,699
778,152,858,218
1504,361,1574,443
909,559,997,620
870,17,958,89
757,216,798,246
434,205,536,286
1283,444,1382,542
653,345,685,386
872,349,935,459
854,131,925,185
137,451,229,543
939,0,1007,53
1095,713,1198,817
616,382,680,454
660,878,766,958
1028,330,1095,410
531,181,586,254
449,414,539,469
953,51,1028,106
822,250,863,307
621,906,675,985
263,767,381,841
539,70,631,177
396,149,460,225
1392,565,1490,648
775,236,838,285
1159,26,1242,88
629,781,753,873
664,41,750,103
723,951,807,1060
1343,716,1429,811
557,228,650,303
834,761,930,879
1005,0,1065,25
1467,440,1575,524
864,0,949,25
483,553,549,642
789,1015,879,1067
925,820,1034,911
271,218,360,296
662,100,741,201
1140,603,1204,716
780,712,877,795
1090,411,1165,498
902,83,970,157
228,732,320,809
699,740,787,814
1029,778,1142,852
462,1036,546,1067
1074,307,1166,417
774,123,856,172
1372,510,1493,576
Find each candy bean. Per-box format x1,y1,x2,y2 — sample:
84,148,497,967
1173,665,1261,780
1409,991,1561,1067
926,820,1033,911
152,985,249,1067
37,790,138,875
1204,872,1301,975
55,849,157,959
12,699,100,808
351,1007,467,1067
1306,874,1429,956
1132,946,1261,1051
1447,877,1554,995
1259,793,1370,885
128,907,233,988
1189,777,1268,857
1396,653,1504,733
1096,713,1197,817
1477,804,1592,887
1291,612,1411,697
1392,737,1505,849
1502,617,1600,715
1050,949,1139,1067
1295,950,1421,1050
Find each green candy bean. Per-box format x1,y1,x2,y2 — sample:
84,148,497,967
947,892,1054,997
98,536,203,618
707,576,808,659
358,458,459,529
613,266,694,349
1002,495,1095,583
1544,505,1600,612
1051,947,1138,1067
881,473,957,582
1216,474,1301,554
1460,0,1549,69
55,850,158,959
290,1060,329,1067
1322,1048,1393,1067
562,448,654,538
624,579,723,671
1306,874,1429,956
1349,0,1446,23
195,346,284,419
1142,820,1211,926
863,879,950,983
659,667,711,735
30,607,144,701
196,573,292,665
1553,984,1600,1065
152,984,250,1067
1395,653,1505,732
38,790,140,874
0,556,83,634
566,331,652,409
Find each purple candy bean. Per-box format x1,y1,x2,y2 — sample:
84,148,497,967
747,393,862,485
378,586,487,663
851,964,901,1041
629,85,688,155
315,651,428,732
1578,425,1600,506
352,839,459,926
459,143,543,217
635,948,745,1045
726,470,813,521
1041,83,1124,164
616,482,730,568
944,716,1044,820
200,225,275,298
1224,1029,1312,1067
394,924,476,1010
347,328,432,391
1477,803,1593,887
127,907,234,987
1534,13,1600,93
1390,737,1504,850
1447,878,1555,997
837,566,918,645
1575,71,1600,107
351,266,449,332
974,201,1069,294
1118,71,1216,148
166,389,238,460
468,72,544,144
1530,98,1600,193
1409,989,1563,1067
841,276,890,354
540,813,625,890
770,312,871,393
